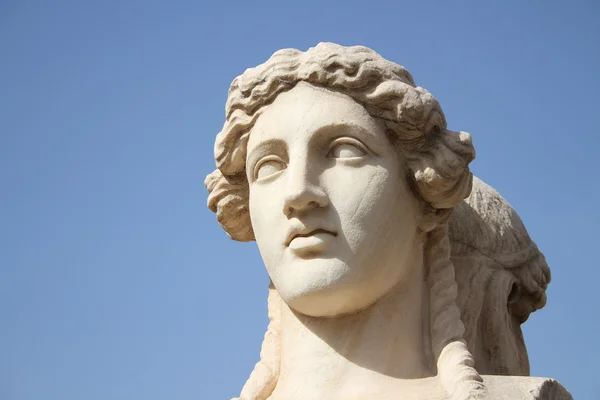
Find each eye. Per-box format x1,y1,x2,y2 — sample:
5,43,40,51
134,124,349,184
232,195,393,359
254,156,285,180
328,138,368,159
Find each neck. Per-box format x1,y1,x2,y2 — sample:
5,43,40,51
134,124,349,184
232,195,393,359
274,254,434,398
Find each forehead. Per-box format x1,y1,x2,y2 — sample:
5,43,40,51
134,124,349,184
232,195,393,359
247,82,380,149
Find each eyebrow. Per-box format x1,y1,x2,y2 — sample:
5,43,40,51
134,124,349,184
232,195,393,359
246,121,385,170
313,122,376,139
309,122,385,152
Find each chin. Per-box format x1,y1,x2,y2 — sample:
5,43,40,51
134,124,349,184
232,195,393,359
271,256,397,317
283,278,384,318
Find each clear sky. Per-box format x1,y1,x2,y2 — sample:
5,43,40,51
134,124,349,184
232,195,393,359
1,1,598,399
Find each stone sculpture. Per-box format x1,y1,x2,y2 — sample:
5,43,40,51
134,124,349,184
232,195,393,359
205,43,572,399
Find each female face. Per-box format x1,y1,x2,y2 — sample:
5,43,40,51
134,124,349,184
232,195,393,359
246,82,423,317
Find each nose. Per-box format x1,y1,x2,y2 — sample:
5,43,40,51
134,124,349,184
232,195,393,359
283,163,329,217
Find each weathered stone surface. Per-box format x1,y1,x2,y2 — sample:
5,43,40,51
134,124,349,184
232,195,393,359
483,376,572,400
205,42,571,400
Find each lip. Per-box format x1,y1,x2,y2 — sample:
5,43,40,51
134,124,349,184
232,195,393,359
286,228,337,247
288,230,337,255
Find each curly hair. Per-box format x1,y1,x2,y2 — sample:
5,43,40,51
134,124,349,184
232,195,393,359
206,42,485,399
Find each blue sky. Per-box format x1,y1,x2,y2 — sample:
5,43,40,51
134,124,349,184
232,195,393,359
1,1,598,399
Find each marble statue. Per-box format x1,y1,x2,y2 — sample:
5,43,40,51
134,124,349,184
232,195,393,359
205,43,572,399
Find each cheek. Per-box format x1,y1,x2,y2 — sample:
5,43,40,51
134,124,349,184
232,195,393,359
249,180,284,225
327,166,417,247
329,166,401,217
249,187,284,258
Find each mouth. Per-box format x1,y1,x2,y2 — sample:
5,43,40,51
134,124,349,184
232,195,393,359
286,229,337,248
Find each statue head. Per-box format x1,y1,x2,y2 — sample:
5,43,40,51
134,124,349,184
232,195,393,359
206,43,555,400
206,42,483,399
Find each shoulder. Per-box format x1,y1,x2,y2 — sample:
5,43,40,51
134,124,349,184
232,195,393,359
482,375,573,400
